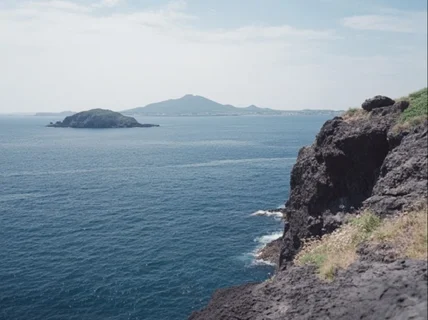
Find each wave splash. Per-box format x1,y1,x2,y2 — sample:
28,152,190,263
254,231,283,246
250,210,283,220
251,231,283,266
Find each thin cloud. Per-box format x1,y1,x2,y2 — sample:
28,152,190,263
1,0,336,43
93,0,124,8
0,0,426,112
27,0,92,12
342,11,427,33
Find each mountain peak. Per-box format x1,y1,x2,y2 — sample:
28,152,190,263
181,94,206,100
122,95,281,116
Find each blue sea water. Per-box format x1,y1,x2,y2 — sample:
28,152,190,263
0,115,330,320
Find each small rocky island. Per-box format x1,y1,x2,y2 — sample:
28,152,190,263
47,109,159,128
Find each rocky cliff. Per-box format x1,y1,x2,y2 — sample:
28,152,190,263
279,98,426,267
190,93,427,320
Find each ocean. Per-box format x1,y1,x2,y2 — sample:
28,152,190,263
0,115,330,320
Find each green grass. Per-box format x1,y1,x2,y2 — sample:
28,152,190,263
343,88,427,125
400,87,427,123
350,212,381,235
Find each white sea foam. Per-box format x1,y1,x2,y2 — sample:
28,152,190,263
247,231,283,266
254,231,283,245
171,157,295,169
252,258,276,266
251,210,283,219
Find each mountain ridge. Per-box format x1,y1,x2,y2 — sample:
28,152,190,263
122,94,283,116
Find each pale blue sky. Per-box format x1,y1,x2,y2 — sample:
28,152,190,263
0,0,426,112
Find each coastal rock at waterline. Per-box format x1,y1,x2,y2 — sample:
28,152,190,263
256,238,282,265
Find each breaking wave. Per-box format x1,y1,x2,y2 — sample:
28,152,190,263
251,210,283,220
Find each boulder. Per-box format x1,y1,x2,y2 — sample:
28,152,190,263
361,95,395,111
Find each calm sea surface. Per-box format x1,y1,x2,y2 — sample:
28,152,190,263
0,115,330,320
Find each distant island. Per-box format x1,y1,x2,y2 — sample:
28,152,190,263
122,94,343,117
35,111,76,117
47,109,159,128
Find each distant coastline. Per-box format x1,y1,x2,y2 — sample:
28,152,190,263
120,110,344,117
35,111,75,117
122,94,344,117
1,94,344,117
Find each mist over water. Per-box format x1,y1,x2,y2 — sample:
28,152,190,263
0,115,329,320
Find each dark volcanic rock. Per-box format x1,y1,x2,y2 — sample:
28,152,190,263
280,113,395,265
47,109,159,128
191,94,427,320
278,101,427,266
364,125,428,214
256,237,282,265
190,259,428,320
362,95,395,111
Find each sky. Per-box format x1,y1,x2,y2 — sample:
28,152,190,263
0,0,427,112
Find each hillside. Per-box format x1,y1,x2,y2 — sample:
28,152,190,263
123,94,282,116
47,109,159,128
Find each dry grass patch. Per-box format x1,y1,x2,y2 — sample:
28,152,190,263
391,115,427,133
295,212,381,281
295,207,427,280
342,108,368,122
372,207,427,260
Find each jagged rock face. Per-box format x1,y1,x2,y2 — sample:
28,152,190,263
361,95,395,111
287,116,391,215
279,101,427,266
364,125,428,214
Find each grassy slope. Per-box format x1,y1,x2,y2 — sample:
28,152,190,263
295,206,427,280
399,87,428,122
343,87,428,126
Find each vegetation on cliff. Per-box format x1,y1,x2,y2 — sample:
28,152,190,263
393,87,428,131
295,204,427,280
399,88,427,121
343,87,428,130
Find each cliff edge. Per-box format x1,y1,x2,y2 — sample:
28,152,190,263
190,89,427,320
